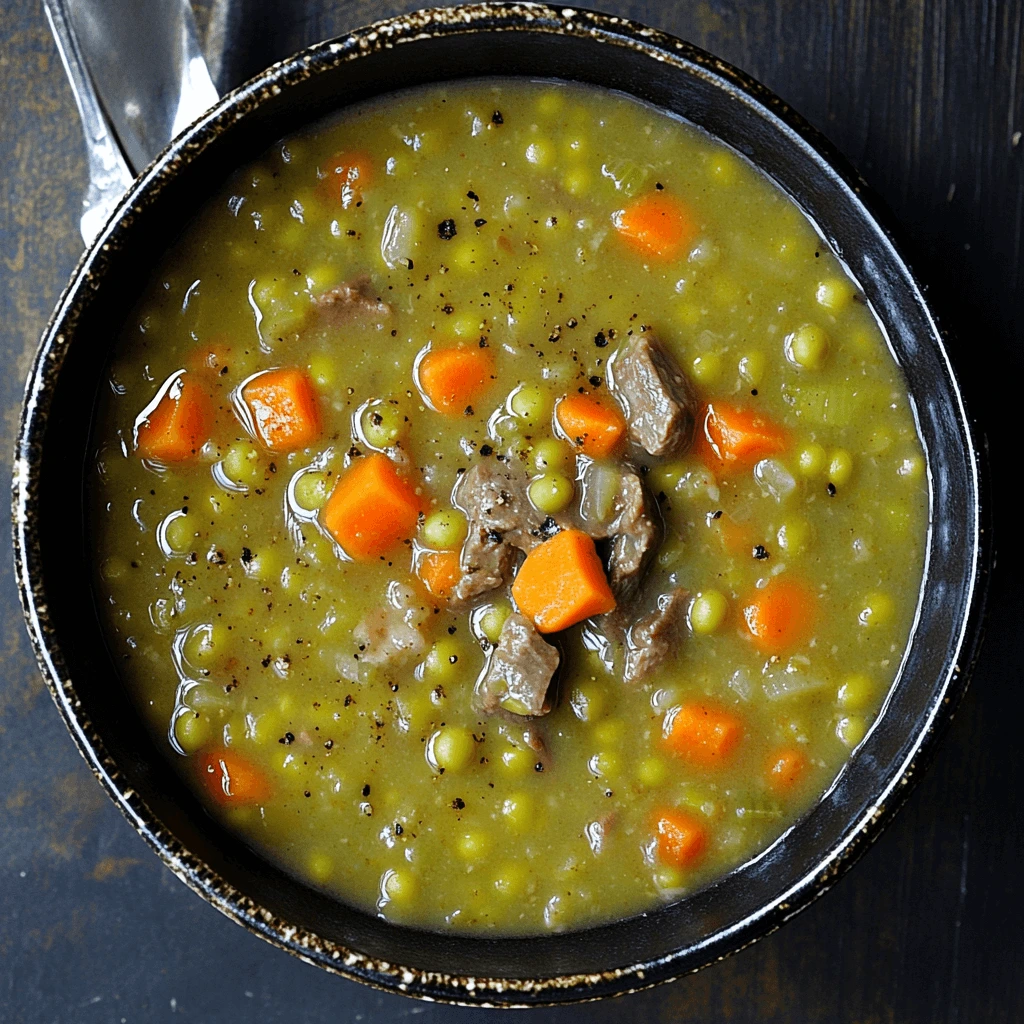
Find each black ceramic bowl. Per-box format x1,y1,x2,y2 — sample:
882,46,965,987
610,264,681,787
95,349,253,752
12,2,987,1006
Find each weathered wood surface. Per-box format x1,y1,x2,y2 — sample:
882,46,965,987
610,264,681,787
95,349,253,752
0,2,1020,1021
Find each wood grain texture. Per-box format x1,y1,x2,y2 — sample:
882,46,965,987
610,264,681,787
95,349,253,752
0,2,1020,1021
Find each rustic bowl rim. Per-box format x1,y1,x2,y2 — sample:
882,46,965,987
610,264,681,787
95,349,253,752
11,1,989,1007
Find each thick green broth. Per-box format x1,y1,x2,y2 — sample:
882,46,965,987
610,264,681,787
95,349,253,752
90,79,927,933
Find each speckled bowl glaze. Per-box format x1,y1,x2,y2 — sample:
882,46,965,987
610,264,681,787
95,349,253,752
12,3,988,1006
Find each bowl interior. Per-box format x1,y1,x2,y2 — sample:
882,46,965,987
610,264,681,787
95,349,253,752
19,7,982,1002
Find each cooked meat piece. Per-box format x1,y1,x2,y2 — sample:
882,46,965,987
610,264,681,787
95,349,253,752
451,462,528,604
451,462,566,605
454,527,516,605
454,461,534,545
312,273,391,324
606,471,663,608
579,462,663,612
622,587,690,684
343,582,428,679
611,332,699,457
473,613,560,719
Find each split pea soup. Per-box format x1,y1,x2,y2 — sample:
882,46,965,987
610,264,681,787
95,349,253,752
90,79,928,934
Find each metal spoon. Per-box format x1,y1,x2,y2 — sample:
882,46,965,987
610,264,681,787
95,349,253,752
43,0,219,245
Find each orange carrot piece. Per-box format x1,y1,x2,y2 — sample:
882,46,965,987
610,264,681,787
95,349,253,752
765,746,810,794
555,393,627,458
653,808,709,868
742,578,817,654
511,529,616,633
665,702,743,768
136,374,211,463
613,193,697,260
200,748,271,805
321,453,422,561
695,402,788,470
319,150,374,208
241,367,321,452
418,550,461,599
417,345,494,415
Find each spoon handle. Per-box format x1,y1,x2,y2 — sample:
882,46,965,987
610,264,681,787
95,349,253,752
42,0,219,246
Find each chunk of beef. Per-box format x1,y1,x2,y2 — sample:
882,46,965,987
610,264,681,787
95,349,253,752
451,462,528,604
451,462,564,605
454,462,534,546
313,273,391,324
606,472,662,608
473,613,560,719
579,461,663,612
454,530,515,605
612,332,699,457
622,587,690,684
342,582,427,680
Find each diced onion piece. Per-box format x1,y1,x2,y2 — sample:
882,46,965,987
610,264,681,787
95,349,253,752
728,668,755,701
762,656,830,701
754,458,796,502
580,462,621,526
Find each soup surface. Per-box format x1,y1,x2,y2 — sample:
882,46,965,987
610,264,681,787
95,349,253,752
91,79,928,934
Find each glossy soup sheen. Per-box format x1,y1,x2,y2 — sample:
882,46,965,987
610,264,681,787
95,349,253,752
90,80,928,934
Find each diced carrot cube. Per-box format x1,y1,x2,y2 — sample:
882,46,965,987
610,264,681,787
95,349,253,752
320,453,422,561
555,393,627,458
511,529,616,633
742,578,816,654
319,150,374,208
200,749,271,805
765,747,810,794
240,367,321,452
653,808,709,868
664,702,743,768
694,402,788,470
136,373,211,463
418,550,461,599
417,345,494,415
613,193,697,260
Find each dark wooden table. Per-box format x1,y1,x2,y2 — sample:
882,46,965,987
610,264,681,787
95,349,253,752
1,2,1021,1021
